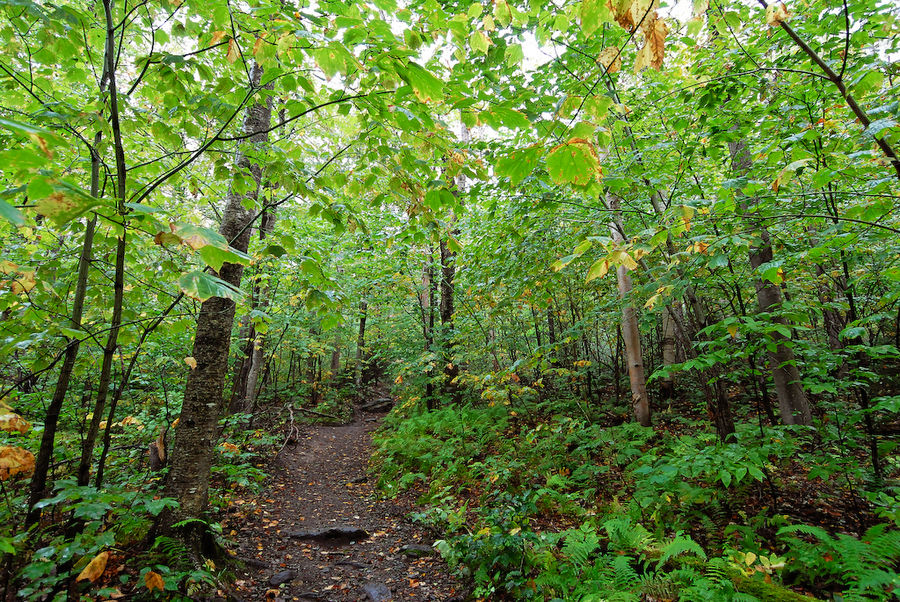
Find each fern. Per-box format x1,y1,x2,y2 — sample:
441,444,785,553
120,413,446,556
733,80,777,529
610,554,640,591
657,532,707,570
562,525,600,567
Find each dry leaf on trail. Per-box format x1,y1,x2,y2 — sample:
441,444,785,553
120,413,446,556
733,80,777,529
185,356,197,369
145,570,165,592
0,446,35,480
76,551,109,583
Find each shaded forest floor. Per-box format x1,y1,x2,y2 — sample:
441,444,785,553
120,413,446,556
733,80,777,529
222,403,465,601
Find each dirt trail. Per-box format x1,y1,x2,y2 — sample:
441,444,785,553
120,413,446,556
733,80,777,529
225,408,464,601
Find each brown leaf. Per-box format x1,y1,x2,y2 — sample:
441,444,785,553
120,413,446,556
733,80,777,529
0,412,30,434
210,30,227,45
76,551,109,583
226,38,240,64
145,570,165,592
765,2,789,27
597,47,622,74
648,18,668,70
184,356,198,370
0,446,35,480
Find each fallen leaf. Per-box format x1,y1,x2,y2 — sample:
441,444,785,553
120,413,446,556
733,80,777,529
145,570,165,592
76,551,109,583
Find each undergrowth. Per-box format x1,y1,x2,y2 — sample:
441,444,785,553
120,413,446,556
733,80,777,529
371,400,900,601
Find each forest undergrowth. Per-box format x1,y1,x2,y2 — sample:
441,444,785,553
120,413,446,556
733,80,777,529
373,384,900,601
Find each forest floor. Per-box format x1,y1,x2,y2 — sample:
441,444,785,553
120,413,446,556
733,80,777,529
222,402,465,602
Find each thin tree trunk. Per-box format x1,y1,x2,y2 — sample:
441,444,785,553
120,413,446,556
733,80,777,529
242,208,276,412
729,136,812,426
604,195,650,426
164,62,271,524
355,300,368,389
439,238,461,405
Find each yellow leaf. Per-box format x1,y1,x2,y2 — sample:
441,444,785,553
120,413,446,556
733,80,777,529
394,375,403,384
476,527,491,537
585,257,610,283
210,30,227,45
509,527,521,535
76,551,108,583
0,260,17,274
765,2,789,27
226,38,240,64
11,271,36,294
633,41,651,72
145,570,165,592
171,417,180,428
597,47,622,74
727,324,739,339
0,446,35,480
745,551,757,565
0,412,30,434
221,442,240,453
185,356,198,370
252,37,264,56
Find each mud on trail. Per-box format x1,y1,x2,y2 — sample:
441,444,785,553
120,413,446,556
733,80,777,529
223,407,464,601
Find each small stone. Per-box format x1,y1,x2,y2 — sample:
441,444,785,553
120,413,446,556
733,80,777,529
399,544,435,558
361,581,392,601
268,569,296,586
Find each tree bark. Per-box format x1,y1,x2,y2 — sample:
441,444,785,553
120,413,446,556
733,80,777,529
241,208,276,412
729,136,812,426
439,238,461,405
164,62,271,523
354,300,368,389
604,195,650,427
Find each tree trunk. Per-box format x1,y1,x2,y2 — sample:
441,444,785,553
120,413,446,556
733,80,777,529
439,238,461,405
354,300,367,389
164,62,271,523
241,208,276,412
729,136,812,426
604,195,650,426
660,305,677,400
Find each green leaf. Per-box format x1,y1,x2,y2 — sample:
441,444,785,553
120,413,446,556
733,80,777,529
178,270,244,302
402,62,444,103
581,0,612,36
470,30,490,54
546,138,602,187
505,43,524,68
34,181,107,225
197,245,252,272
481,107,531,131
0,199,25,226
495,145,543,186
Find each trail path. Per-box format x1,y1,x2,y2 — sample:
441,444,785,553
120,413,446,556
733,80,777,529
224,407,464,601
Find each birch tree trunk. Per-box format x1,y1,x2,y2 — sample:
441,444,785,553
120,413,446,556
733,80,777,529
164,63,271,523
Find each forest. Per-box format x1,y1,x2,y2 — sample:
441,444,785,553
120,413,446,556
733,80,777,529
0,0,899,599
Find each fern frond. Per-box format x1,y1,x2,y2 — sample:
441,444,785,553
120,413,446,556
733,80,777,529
657,532,707,569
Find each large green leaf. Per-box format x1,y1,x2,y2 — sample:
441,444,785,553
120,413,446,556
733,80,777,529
495,145,543,186
546,138,602,187
177,271,244,302
402,62,444,103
